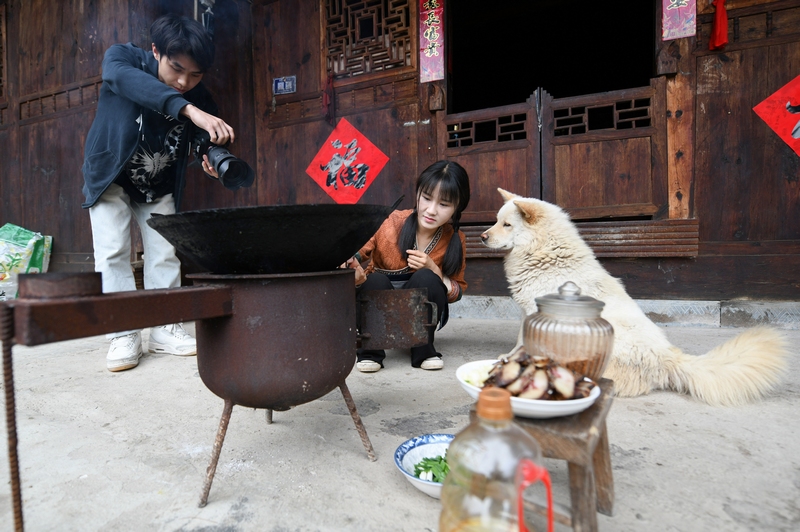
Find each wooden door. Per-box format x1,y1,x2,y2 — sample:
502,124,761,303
436,78,669,223
540,77,669,220
438,77,695,265
436,97,540,224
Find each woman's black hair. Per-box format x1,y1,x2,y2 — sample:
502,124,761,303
398,160,471,277
150,13,215,72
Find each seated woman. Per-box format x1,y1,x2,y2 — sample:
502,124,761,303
344,160,471,372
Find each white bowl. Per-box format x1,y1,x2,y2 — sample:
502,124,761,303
456,359,601,419
394,433,454,499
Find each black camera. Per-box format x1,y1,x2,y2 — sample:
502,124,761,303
194,131,255,190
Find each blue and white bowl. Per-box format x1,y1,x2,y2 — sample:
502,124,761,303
394,433,454,499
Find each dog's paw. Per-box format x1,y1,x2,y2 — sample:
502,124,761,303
497,344,525,361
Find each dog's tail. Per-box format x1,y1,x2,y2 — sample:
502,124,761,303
663,327,789,406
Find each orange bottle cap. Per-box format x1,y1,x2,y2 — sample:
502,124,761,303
476,387,513,420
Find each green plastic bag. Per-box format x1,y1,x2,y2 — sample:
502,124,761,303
0,223,53,301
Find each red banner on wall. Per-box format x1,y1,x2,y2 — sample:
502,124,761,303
662,0,696,41
419,0,444,83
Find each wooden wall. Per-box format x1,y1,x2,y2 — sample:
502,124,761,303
561,0,800,301
248,0,437,211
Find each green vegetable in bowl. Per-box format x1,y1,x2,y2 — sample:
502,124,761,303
463,365,492,387
414,453,449,483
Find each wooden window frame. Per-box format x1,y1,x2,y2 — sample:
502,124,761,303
320,0,418,89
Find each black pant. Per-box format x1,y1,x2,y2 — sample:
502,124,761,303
357,269,448,367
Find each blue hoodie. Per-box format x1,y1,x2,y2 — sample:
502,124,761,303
81,42,217,210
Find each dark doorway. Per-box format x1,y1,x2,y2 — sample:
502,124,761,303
448,0,656,114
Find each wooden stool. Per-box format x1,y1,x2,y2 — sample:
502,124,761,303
470,378,615,532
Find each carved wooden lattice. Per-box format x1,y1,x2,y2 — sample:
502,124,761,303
553,98,652,137
324,0,413,80
446,113,528,148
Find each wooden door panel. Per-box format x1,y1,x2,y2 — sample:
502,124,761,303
437,100,540,224
554,137,655,217
19,114,95,252
259,102,429,208
541,78,668,220
450,148,533,223
695,41,800,242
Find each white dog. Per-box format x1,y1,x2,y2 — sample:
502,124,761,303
481,189,789,406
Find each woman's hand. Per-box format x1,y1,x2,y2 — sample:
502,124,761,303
406,249,440,277
341,256,367,285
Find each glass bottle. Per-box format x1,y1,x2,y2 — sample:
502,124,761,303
439,388,553,532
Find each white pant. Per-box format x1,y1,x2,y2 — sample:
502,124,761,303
89,183,181,338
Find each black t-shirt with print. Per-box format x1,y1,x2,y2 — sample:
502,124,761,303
115,107,185,203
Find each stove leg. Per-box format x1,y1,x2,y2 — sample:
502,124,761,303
2,304,24,531
265,409,273,424
199,399,234,508
339,382,377,462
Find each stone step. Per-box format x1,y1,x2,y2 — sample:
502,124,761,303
450,295,800,329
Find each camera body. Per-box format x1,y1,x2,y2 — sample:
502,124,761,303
194,130,255,190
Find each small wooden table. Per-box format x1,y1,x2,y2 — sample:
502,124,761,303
470,378,615,532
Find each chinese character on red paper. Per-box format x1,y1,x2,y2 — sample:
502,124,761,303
306,118,389,204
754,74,800,157
419,0,444,82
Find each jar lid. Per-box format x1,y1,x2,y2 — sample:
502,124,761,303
534,281,605,317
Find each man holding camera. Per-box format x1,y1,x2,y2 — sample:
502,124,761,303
81,13,236,372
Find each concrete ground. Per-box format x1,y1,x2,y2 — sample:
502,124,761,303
1,319,799,531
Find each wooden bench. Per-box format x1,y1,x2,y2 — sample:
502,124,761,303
463,219,699,259
470,378,615,532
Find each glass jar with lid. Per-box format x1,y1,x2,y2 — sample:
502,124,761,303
522,281,614,381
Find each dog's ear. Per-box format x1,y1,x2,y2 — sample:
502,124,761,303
498,188,519,202
513,200,542,224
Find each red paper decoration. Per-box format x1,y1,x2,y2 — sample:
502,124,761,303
419,0,444,83
753,74,800,157
306,118,390,204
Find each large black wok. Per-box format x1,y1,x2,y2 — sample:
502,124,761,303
147,200,401,274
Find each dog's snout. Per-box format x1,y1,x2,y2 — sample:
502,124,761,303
480,232,488,243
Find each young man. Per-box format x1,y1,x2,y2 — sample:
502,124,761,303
82,14,235,372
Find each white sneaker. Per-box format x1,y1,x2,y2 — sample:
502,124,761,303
420,357,443,370
107,332,143,372
148,323,197,356
356,361,382,373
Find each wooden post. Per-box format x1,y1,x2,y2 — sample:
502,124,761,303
666,38,695,219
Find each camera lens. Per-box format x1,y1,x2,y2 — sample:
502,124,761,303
206,145,255,190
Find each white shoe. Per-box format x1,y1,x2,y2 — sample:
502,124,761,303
149,323,197,356
420,357,443,370
356,361,382,373
107,332,143,372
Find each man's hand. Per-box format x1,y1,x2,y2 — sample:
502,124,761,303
181,104,235,145
201,154,219,179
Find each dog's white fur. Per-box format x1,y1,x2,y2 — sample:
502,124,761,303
481,188,789,406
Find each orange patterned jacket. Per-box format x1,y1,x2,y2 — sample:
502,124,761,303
357,209,467,303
